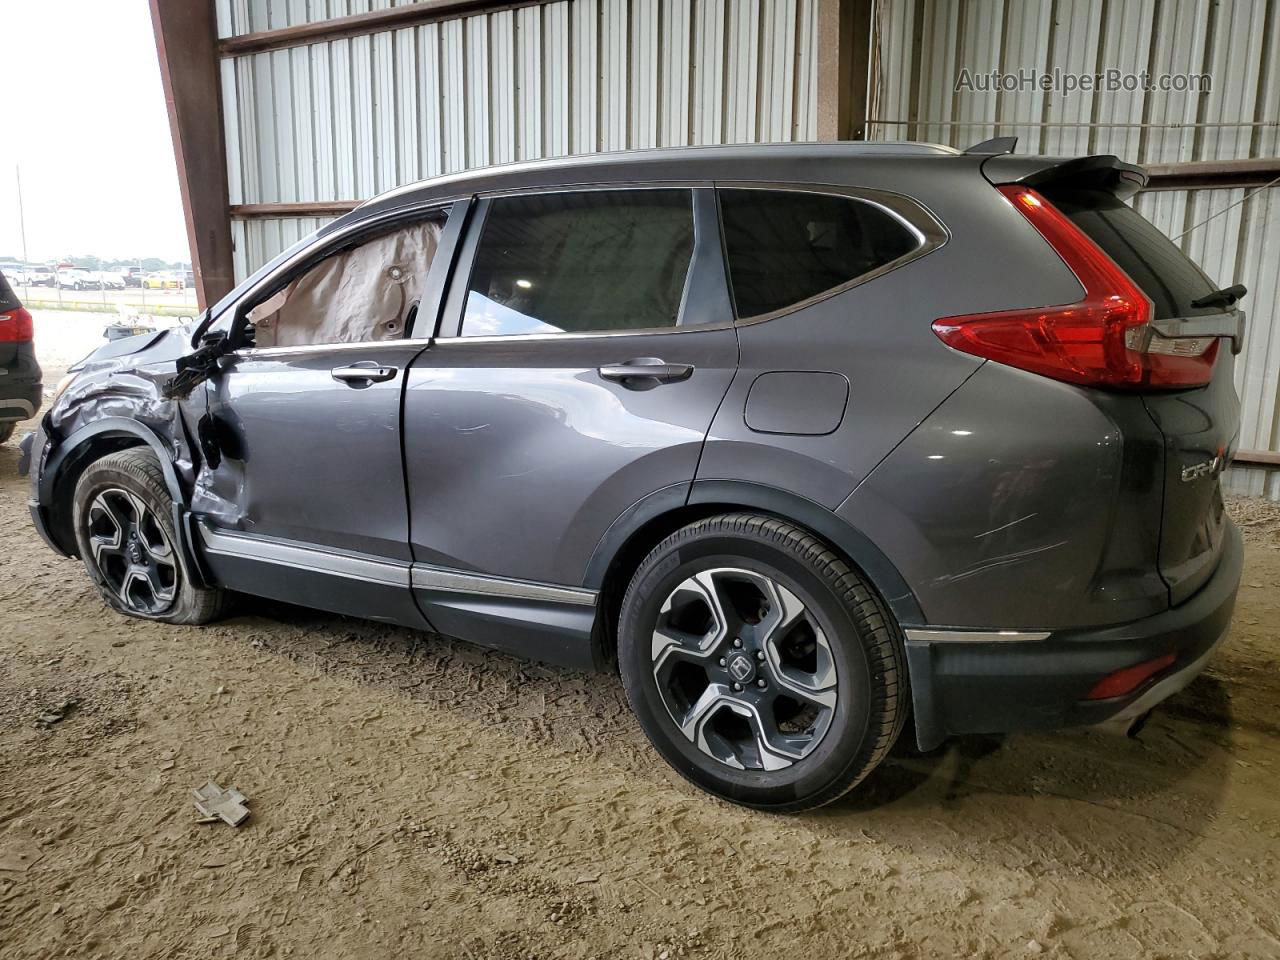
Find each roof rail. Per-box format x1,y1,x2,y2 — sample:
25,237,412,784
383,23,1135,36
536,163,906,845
964,136,1018,156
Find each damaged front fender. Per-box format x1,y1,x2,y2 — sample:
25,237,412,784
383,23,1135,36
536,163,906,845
28,323,240,573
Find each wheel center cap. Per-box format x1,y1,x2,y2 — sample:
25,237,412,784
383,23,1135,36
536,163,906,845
727,652,755,684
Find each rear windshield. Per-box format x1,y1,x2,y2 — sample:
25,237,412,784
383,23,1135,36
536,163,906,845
1046,188,1219,320
0,271,20,312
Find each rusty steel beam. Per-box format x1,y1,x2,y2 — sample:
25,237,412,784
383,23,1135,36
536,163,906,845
816,0,874,141
218,0,549,57
230,202,361,219
1144,158,1280,191
149,0,235,311
1234,450,1280,469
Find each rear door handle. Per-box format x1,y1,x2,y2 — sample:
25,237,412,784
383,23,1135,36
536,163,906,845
597,357,694,385
331,361,398,385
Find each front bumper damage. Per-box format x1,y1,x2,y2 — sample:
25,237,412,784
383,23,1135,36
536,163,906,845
904,520,1243,751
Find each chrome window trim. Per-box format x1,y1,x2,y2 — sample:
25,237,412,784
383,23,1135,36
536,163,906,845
429,321,736,347
714,181,950,326
904,629,1052,644
196,523,598,607
230,337,427,360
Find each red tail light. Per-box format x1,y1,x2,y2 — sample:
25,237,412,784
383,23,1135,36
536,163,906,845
932,186,1217,389
0,307,33,343
1084,652,1176,700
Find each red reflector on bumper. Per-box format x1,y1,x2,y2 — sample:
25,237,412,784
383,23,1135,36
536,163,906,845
1084,652,1177,700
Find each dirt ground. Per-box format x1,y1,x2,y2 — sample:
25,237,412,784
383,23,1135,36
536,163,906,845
3,406,1280,959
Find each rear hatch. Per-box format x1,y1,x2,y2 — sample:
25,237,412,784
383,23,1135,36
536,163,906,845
1043,187,1241,604
967,154,1243,608
0,269,29,372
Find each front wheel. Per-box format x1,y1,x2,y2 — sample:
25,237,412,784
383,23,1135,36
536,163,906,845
618,514,908,812
72,448,229,624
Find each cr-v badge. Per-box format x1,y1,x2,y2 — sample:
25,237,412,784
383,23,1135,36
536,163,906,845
1181,454,1225,482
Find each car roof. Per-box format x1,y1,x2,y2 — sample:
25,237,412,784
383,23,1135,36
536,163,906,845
345,140,968,226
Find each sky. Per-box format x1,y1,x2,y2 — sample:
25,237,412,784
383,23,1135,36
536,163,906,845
0,0,189,263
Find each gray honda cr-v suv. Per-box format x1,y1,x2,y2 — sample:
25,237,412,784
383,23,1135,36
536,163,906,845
21,142,1244,810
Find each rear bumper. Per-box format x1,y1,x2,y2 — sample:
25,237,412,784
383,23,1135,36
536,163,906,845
0,382,42,422
905,520,1243,750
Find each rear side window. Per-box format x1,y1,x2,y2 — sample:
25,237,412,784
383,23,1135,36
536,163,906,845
718,189,920,319
462,189,694,337
1046,189,1218,320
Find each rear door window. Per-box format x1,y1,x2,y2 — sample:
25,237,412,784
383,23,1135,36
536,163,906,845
717,188,921,319
461,189,694,337
1045,189,1219,320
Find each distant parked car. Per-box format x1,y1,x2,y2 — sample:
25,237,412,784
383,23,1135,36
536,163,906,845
96,270,126,290
57,268,99,291
122,267,146,288
24,266,55,287
0,269,41,444
0,262,25,284
142,272,182,290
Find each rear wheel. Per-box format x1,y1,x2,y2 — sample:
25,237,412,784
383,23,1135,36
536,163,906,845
72,448,228,624
618,514,908,811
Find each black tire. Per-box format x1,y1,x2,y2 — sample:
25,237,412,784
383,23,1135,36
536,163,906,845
618,513,908,812
72,447,229,625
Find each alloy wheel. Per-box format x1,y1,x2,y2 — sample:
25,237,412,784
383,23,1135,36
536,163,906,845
650,567,838,771
84,487,178,616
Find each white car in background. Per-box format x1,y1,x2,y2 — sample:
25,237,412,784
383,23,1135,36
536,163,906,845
0,263,27,285
24,266,55,287
95,270,126,290
56,268,99,291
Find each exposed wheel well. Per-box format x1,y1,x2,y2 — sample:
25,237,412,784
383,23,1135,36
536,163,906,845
45,435,148,557
592,502,900,670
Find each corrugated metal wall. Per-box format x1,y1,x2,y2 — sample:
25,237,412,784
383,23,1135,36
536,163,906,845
215,0,1280,496
869,0,1280,497
216,0,819,280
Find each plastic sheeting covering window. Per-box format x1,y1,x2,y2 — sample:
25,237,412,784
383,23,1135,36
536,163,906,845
247,219,443,347
461,190,694,337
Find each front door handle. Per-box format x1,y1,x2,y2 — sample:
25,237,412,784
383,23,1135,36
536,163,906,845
331,361,398,385
597,357,694,386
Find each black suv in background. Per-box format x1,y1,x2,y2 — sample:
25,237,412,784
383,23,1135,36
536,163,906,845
0,270,41,443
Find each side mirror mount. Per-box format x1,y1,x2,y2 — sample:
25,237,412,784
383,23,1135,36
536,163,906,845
164,330,233,400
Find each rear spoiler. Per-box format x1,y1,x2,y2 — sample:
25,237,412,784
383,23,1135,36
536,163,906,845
981,153,1149,201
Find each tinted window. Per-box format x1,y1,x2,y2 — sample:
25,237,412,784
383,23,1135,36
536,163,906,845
461,190,694,337
718,189,920,318
1047,189,1219,320
0,271,19,312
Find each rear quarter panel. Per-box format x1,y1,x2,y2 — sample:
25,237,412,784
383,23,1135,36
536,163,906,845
839,362,1169,630
696,162,1085,509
